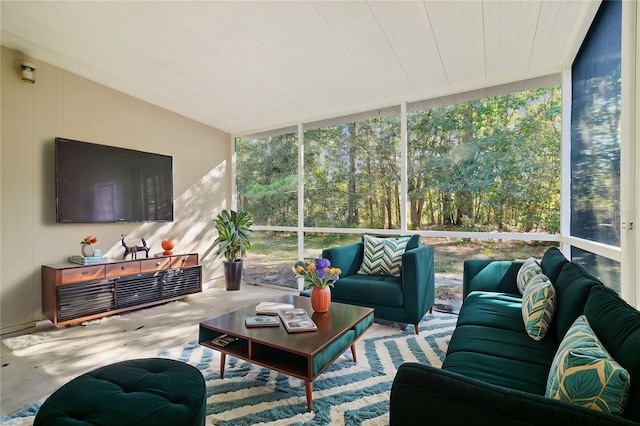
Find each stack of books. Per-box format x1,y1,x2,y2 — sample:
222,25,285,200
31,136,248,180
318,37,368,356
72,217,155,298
69,255,108,265
245,315,280,328
255,301,295,315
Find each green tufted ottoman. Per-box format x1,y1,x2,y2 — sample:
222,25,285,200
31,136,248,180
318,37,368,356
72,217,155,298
33,358,206,426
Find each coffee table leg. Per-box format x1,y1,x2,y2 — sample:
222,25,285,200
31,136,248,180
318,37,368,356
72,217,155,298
351,344,357,362
220,353,226,379
305,380,313,412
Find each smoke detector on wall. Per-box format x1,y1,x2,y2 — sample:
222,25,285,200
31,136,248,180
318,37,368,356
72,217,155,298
15,61,36,83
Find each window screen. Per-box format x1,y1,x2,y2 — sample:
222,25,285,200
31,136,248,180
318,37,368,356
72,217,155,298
570,0,621,247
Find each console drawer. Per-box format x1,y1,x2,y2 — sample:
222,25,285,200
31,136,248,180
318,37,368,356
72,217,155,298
140,257,172,273
60,266,105,284
172,254,198,269
106,262,141,278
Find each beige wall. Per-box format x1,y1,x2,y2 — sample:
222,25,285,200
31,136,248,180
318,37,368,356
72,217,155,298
1,46,231,334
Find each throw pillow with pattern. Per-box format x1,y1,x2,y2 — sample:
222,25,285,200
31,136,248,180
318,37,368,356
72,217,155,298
521,273,555,341
358,235,410,278
517,257,542,294
545,315,630,415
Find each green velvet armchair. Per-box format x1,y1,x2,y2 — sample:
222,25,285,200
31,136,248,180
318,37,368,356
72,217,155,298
321,235,435,334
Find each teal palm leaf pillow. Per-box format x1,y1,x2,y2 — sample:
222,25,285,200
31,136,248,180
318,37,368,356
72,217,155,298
521,273,555,341
517,257,542,294
358,235,410,278
546,315,630,415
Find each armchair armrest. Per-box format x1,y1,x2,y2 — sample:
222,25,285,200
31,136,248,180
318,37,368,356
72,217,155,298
390,363,637,426
400,245,435,325
322,242,364,277
463,259,523,299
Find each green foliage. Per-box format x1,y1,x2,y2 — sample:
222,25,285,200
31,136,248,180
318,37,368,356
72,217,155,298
213,209,253,262
235,133,298,226
235,86,562,235
408,86,561,232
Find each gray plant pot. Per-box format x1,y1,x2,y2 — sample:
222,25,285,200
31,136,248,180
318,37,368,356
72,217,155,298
224,260,243,291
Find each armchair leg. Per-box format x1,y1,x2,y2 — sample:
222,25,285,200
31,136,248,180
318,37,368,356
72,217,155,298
414,324,420,334
429,306,433,314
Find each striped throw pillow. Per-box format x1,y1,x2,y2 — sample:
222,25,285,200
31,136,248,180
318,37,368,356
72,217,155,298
358,235,410,278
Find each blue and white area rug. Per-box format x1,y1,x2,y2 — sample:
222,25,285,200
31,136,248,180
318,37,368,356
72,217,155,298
1,313,456,425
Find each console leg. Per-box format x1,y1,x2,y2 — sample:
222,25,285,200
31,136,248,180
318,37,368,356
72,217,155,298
350,344,357,362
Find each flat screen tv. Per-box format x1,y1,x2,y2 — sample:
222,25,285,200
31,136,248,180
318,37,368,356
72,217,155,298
55,137,173,223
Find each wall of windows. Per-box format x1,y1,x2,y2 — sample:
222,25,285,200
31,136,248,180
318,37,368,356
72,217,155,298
236,86,563,289
234,0,636,303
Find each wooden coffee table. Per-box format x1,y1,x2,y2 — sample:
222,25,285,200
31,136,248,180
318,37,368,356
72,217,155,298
198,294,374,412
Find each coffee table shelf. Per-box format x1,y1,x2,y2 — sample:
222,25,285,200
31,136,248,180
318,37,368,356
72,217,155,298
199,294,374,411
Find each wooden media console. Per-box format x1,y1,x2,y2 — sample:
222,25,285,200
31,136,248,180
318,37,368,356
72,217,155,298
41,253,201,327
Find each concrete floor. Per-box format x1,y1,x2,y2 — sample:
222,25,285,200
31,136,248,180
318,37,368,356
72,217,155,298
0,280,295,417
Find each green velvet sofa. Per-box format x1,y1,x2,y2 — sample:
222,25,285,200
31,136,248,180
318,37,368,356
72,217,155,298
390,247,640,425
320,235,435,334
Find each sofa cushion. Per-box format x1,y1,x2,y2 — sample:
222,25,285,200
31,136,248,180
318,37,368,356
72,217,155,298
464,261,522,298
551,262,603,340
457,291,527,333
443,324,558,395
517,257,542,294
448,292,559,394
584,285,640,422
522,274,556,341
539,247,569,284
546,315,630,415
358,235,410,277
332,274,403,307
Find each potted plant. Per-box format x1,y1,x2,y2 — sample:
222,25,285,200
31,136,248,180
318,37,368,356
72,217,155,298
214,209,253,290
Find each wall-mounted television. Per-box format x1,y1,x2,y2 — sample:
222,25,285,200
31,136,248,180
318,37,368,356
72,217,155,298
55,137,174,223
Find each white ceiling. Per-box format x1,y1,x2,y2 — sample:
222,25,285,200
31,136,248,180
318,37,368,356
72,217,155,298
1,1,601,136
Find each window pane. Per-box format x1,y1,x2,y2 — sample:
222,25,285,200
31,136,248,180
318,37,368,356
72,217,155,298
570,0,621,246
236,132,298,226
303,113,401,229
304,232,360,259
243,230,298,289
571,247,621,294
407,88,561,232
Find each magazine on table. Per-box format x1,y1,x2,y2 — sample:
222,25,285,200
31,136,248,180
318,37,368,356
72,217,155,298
210,334,238,347
277,308,317,333
245,315,280,328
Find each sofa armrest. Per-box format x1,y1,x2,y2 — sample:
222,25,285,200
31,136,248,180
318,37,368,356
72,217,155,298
400,245,435,324
463,259,523,299
321,242,364,277
390,363,637,426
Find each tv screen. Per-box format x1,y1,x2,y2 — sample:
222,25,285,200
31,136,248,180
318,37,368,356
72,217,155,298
55,138,173,223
